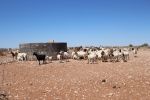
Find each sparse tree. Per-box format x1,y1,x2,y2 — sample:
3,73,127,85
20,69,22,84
129,44,133,47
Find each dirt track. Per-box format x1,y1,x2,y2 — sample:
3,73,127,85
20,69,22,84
0,49,150,100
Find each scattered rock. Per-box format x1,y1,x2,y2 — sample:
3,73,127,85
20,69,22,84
0,91,8,100
112,85,121,89
102,79,106,83
74,91,78,94
107,93,114,97
128,76,132,79
113,86,117,89
29,82,33,86
145,81,150,85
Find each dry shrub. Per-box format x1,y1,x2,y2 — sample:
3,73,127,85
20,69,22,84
0,51,6,56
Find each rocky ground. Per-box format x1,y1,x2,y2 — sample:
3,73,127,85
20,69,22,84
0,49,150,100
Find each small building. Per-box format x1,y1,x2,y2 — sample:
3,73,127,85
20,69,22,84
19,42,67,60
0,48,10,52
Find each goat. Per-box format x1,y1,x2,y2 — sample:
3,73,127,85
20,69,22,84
10,51,18,60
33,52,46,65
132,48,138,57
57,53,63,63
46,56,53,63
77,50,88,59
101,50,109,62
113,50,123,62
17,53,27,61
63,52,70,62
122,51,129,61
87,52,98,64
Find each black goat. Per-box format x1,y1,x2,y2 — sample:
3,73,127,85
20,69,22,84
10,51,18,60
33,52,46,65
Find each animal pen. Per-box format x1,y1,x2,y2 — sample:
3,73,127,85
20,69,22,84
19,42,67,60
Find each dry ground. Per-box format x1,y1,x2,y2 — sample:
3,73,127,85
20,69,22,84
0,49,150,100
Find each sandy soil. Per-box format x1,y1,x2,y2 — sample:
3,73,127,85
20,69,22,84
0,49,150,100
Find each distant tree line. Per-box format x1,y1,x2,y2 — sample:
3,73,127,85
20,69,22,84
128,43,149,47
140,43,149,47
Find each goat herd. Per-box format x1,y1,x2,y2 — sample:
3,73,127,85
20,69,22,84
10,47,138,65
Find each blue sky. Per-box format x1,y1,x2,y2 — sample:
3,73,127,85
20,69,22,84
0,0,150,48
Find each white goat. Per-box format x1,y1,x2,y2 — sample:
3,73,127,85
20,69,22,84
17,53,27,61
122,50,129,60
63,52,70,62
57,54,63,63
87,52,97,64
133,48,137,57
46,56,53,63
77,50,88,59
71,51,76,59
113,50,123,62
96,50,103,60
71,51,78,60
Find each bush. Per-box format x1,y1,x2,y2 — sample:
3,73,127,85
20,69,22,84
129,44,133,47
140,43,149,47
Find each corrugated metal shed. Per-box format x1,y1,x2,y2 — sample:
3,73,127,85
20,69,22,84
19,42,67,60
